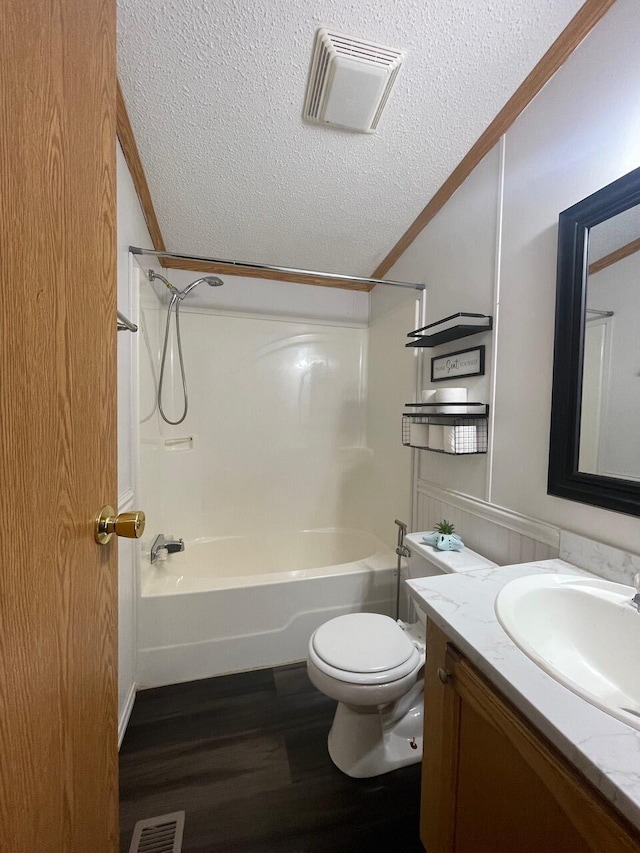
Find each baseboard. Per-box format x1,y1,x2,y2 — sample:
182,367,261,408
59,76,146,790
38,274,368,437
118,681,137,750
416,479,560,549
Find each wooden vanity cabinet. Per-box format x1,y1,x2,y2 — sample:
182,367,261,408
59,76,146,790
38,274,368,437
421,620,640,853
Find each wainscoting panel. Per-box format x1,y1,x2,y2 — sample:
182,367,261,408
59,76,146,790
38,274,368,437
415,481,560,567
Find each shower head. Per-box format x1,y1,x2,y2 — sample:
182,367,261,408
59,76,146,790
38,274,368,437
148,269,223,300
180,275,224,297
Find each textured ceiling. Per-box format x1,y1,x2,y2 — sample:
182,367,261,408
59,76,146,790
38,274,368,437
117,0,584,277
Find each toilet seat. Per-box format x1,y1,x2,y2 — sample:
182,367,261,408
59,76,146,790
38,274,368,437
307,537,498,778
309,613,422,685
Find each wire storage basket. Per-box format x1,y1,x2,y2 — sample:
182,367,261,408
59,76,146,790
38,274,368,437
402,404,489,455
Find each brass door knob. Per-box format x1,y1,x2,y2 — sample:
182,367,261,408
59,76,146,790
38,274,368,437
95,506,146,545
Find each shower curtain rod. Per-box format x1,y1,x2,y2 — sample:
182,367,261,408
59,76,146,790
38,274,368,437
129,247,426,292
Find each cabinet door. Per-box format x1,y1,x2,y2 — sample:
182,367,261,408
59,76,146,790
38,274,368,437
420,621,640,853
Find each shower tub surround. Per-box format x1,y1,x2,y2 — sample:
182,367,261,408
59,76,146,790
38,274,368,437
135,273,411,686
138,528,396,687
138,285,376,555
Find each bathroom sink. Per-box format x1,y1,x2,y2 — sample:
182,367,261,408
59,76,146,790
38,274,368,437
495,574,640,731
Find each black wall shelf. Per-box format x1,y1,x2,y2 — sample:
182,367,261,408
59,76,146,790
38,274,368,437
403,403,489,421
406,312,493,348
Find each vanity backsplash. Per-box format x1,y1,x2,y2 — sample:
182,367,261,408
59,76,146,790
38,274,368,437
416,484,638,586
559,531,640,586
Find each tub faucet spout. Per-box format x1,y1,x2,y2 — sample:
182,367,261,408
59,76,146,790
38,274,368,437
151,533,185,564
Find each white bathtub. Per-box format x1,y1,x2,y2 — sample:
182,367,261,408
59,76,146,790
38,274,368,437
138,528,396,687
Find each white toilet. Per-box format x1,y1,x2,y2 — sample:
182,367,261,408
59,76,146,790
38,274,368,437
307,533,497,778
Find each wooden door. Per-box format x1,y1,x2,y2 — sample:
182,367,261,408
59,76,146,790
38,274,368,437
0,1,118,850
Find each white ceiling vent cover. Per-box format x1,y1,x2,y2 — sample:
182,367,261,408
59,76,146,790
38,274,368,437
303,29,404,133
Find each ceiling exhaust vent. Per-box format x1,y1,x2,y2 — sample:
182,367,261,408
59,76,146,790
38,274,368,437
303,29,405,133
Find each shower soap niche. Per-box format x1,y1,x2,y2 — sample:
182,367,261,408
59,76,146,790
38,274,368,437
163,435,196,453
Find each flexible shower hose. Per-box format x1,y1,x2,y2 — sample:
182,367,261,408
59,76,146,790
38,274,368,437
158,294,189,425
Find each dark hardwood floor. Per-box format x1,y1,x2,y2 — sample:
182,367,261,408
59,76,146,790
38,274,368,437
120,663,424,852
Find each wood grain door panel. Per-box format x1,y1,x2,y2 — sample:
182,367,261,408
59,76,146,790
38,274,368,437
0,0,118,850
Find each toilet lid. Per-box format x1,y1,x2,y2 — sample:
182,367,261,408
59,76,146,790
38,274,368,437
312,613,415,674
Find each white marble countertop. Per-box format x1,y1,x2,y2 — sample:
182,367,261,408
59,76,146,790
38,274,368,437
406,558,640,830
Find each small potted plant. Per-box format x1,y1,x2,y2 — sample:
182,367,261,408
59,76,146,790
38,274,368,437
422,519,464,552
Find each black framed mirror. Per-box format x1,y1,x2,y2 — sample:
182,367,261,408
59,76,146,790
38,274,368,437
548,166,640,515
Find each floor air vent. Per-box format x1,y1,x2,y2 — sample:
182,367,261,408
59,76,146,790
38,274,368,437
128,811,185,853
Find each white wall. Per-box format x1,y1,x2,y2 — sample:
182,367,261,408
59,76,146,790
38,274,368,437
116,142,153,741
388,144,500,503
493,0,640,545
386,0,640,554
366,285,419,546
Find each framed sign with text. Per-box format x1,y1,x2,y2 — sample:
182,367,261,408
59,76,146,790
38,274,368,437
431,345,485,382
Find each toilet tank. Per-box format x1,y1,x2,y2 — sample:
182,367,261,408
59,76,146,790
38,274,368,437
404,532,498,580
402,532,498,625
